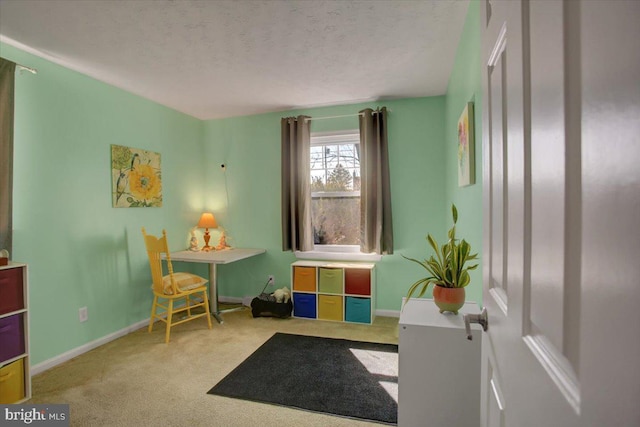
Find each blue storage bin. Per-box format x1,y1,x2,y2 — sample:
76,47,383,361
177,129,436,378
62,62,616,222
293,293,317,319
345,296,371,323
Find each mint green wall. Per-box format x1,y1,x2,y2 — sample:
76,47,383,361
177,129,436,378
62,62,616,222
1,0,482,366
199,0,484,309
1,43,205,365
444,0,483,305
202,98,447,311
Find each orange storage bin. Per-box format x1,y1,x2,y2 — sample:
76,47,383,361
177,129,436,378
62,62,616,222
293,267,316,292
0,358,25,404
318,295,343,321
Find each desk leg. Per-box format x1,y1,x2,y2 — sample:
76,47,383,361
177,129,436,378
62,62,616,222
208,263,224,324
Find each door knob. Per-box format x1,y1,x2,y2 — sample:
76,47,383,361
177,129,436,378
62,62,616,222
463,307,488,340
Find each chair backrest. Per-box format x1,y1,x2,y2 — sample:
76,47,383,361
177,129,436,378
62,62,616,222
141,228,176,294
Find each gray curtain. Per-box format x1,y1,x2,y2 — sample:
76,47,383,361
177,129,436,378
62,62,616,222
281,115,313,252
0,58,16,254
359,107,393,254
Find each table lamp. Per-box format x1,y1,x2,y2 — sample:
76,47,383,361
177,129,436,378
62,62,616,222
197,212,218,251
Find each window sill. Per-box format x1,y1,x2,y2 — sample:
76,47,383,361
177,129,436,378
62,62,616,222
294,250,382,262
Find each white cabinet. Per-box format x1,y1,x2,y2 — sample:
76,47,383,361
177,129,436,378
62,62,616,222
398,298,481,427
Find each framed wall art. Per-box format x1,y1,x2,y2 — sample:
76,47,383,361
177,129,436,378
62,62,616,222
457,102,475,187
111,144,162,207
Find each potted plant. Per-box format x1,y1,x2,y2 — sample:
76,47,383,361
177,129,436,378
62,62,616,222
403,204,479,314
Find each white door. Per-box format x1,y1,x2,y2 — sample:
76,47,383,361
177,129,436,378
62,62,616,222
480,1,640,426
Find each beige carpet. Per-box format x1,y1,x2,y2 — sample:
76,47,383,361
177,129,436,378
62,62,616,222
30,307,399,426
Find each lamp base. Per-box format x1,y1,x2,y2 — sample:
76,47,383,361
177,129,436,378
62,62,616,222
201,230,214,251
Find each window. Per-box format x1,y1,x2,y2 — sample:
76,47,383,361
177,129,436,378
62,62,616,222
310,131,360,247
282,109,390,259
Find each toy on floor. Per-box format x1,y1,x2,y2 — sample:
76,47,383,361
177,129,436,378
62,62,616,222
271,287,291,303
251,281,292,319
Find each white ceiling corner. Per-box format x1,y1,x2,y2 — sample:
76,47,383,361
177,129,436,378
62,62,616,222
0,0,470,120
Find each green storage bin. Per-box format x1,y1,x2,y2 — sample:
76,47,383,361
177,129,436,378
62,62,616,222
318,268,343,294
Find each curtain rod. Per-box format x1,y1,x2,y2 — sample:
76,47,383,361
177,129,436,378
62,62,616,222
16,63,37,74
304,108,391,122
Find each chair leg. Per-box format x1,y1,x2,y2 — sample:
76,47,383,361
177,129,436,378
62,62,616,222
186,294,192,317
203,290,212,329
165,299,174,344
148,295,158,333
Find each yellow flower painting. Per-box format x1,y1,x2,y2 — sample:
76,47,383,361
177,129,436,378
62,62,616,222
111,145,162,207
457,102,475,187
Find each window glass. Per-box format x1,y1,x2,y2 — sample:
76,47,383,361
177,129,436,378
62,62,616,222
310,132,360,246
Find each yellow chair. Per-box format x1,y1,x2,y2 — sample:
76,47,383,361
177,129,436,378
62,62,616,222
142,228,212,343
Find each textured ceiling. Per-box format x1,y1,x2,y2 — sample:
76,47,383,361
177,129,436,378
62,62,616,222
0,0,469,120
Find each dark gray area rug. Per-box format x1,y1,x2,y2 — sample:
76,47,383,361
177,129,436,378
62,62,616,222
208,332,398,425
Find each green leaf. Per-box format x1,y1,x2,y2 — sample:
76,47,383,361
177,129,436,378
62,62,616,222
451,246,459,285
452,204,458,224
458,242,470,266
426,259,444,279
401,254,428,269
445,268,453,285
405,278,434,301
405,278,425,299
441,241,450,260
459,271,470,287
415,283,431,298
427,234,443,266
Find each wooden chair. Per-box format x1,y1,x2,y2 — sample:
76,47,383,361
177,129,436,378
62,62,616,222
141,228,212,343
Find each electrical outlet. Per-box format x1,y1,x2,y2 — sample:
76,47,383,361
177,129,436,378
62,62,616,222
268,275,275,285
79,307,88,323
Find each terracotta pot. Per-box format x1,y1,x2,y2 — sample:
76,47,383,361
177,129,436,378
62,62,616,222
433,286,465,314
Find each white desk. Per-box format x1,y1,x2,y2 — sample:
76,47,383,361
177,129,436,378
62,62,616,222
165,248,266,323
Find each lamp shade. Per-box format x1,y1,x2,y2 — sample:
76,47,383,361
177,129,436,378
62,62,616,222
197,212,218,229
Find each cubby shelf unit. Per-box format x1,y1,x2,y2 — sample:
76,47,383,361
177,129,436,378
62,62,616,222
291,260,375,324
0,262,31,404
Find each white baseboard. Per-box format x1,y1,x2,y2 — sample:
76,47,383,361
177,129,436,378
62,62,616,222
31,295,242,376
375,309,400,318
31,296,240,376
31,298,400,376
30,318,150,376
218,296,243,304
